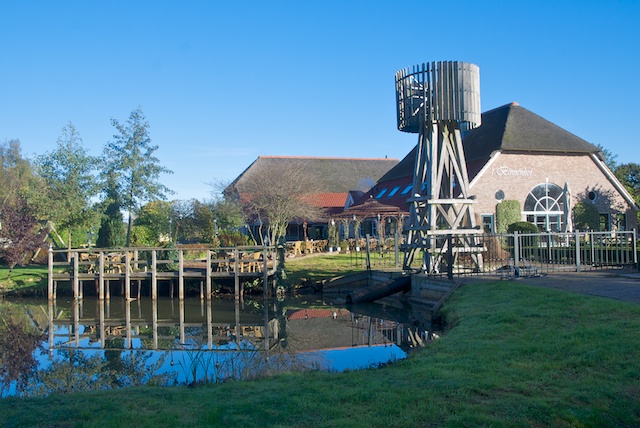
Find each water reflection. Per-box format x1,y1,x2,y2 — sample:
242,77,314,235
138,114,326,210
0,296,438,397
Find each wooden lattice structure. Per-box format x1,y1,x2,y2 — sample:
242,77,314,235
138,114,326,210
395,61,483,273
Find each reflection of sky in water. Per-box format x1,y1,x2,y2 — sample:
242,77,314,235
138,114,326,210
1,297,432,397
317,344,406,372
34,328,407,387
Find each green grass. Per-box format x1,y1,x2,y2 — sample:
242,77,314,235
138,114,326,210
284,252,400,286
0,265,48,296
2,279,640,426
284,253,363,285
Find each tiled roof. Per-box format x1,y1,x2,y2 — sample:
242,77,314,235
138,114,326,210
230,156,399,194
304,192,348,208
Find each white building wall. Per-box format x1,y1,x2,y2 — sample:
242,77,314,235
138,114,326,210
469,152,638,230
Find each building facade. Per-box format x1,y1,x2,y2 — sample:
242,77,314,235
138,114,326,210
361,102,638,233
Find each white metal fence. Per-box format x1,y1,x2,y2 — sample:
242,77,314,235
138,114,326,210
449,230,638,277
354,230,638,277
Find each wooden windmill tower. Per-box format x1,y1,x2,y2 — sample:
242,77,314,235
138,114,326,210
395,61,483,273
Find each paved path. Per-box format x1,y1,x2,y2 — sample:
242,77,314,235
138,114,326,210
484,269,640,305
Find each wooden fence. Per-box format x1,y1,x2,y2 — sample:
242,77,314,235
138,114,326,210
48,245,277,301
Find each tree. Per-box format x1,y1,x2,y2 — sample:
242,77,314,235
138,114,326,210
190,200,216,243
0,196,47,279
573,201,600,230
96,171,125,248
102,107,173,246
134,200,173,244
35,123,99,247
207,179,246,232
229,167,324,245
615,163,640,202
170,200,193,243
0,140,38,208
596,144,618,171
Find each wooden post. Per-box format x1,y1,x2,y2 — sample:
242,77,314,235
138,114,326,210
48,299,54,348
48,246,54,300
73,299,80,346
99,252,105,300
151,250,157,300
106,279,110,300
178,250,184,300
73,251,79,300
206,299,213,350
200,281,204,300
152,299,158,350
206,249,212,300
179,299,185,345
99,299,105,349
125,251,131,300
125,299,132,349
234,248,240,301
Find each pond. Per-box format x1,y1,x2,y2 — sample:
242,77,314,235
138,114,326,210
0,295,439,398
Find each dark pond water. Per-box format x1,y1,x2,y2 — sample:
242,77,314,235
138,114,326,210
0,295,438,398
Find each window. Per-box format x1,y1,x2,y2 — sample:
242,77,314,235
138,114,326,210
375,188,388,199
523,182,566,232
400,184,412,195
387,185,401,197
481,214,495,233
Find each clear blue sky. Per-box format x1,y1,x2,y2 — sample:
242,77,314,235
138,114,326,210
2,1,638,201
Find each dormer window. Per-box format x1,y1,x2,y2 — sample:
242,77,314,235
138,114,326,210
400,184,412,195
387,186,401,197
375,188,388,199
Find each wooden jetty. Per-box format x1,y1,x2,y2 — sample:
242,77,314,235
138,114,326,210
48,245,278,301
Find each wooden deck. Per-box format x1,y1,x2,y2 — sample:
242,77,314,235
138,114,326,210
48,245,278,300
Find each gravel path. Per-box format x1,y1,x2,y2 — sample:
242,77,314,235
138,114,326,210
462,268,640,305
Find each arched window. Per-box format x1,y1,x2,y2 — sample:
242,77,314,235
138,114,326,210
523,183,566,232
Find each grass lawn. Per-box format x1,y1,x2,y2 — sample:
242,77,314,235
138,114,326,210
0,265,48,297
284,253,364,285
283,252,401,287
2,276,639,427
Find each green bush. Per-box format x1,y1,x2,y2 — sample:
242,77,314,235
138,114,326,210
218,230,249,247
507,221,539,234
574,201,600,230
508,221,540,249
496,200,521,233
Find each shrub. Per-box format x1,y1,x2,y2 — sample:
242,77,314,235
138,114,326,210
574,201,600,230
507,221,539,234
218,230,249,247
496,200,521,233
508,221,540,249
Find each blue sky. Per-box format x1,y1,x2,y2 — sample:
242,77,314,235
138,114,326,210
2,1,638,201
